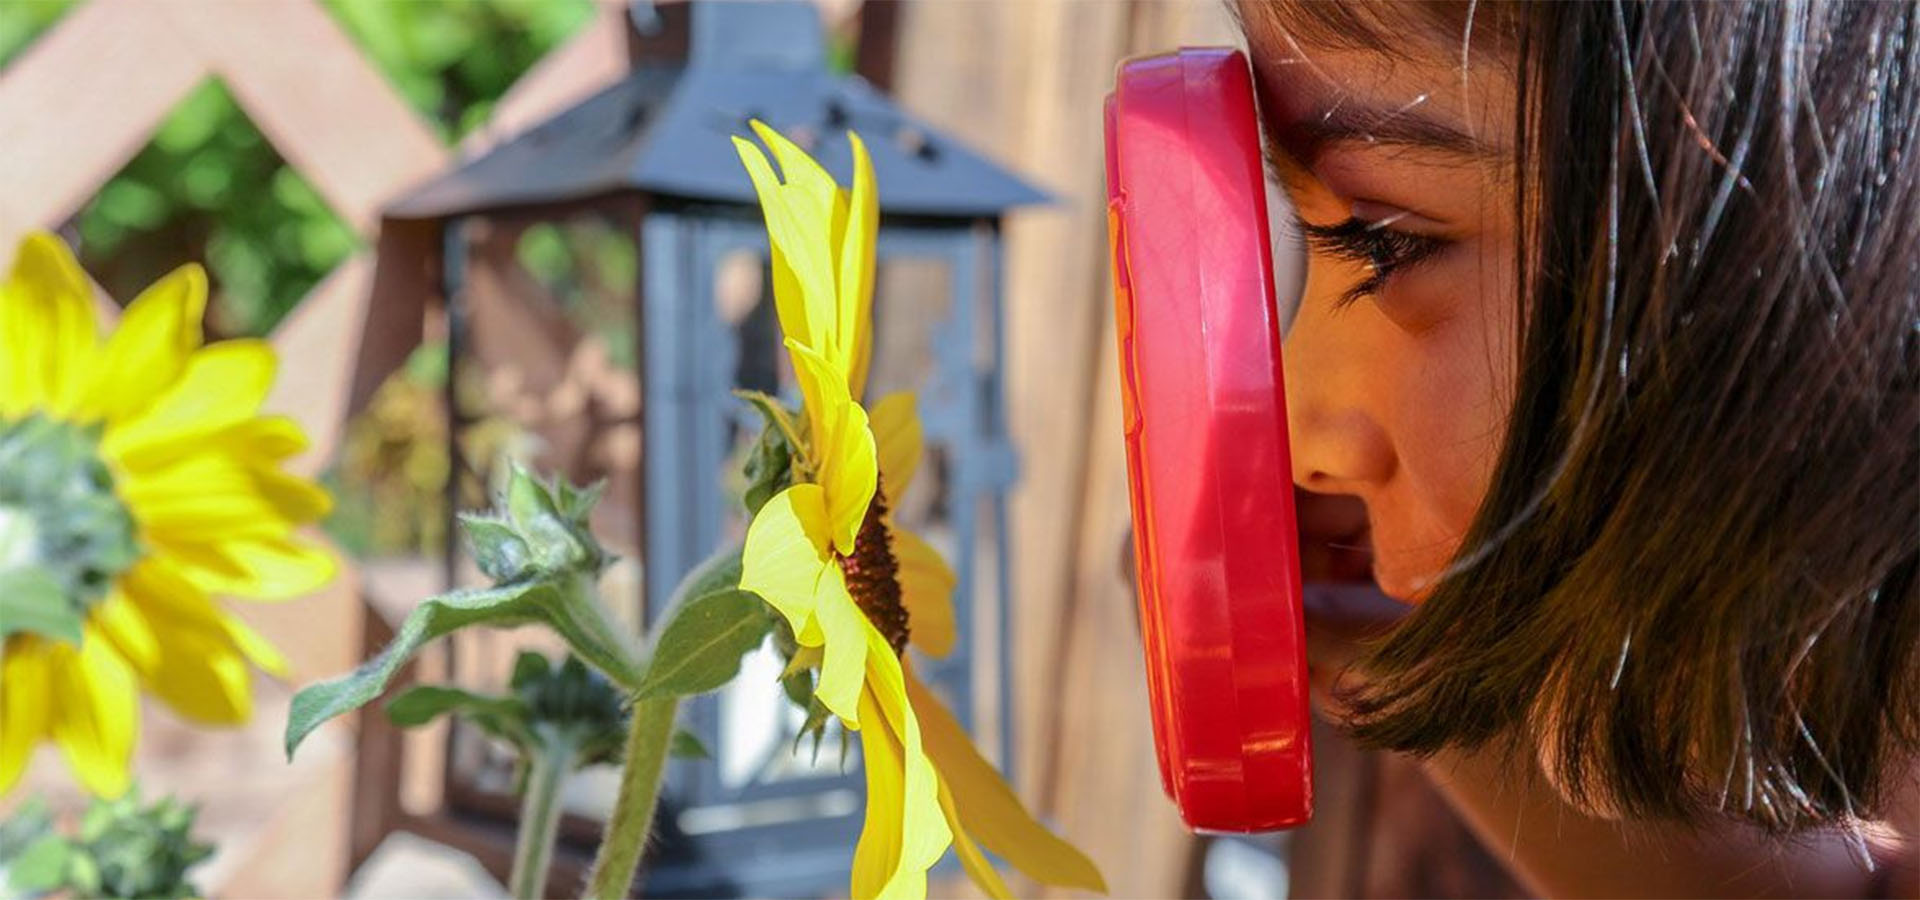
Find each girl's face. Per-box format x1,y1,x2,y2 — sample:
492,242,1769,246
1243,17,1523,601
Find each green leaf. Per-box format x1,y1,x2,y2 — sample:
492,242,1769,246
385,685,533,750
669,729,711,759
634,589,771,700
0,570,82,644
5,834,72,893
286,577,640,757
509,650,552,689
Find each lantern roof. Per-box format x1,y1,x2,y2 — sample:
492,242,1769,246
385,0,1049,221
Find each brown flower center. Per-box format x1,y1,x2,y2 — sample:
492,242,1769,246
839,480,910,656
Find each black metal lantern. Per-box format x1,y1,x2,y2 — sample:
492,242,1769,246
375,2,1047,894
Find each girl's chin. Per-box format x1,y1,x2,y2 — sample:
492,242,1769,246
1369,560,1436,604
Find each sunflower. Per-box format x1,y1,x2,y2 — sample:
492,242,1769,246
0,233,333,798
733,123,1104,899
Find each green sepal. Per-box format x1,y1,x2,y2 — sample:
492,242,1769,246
285,577,641,758
741,427,794,518
735,389,805,511
502,463,603,574
554,478,608,524
734,389,805,451
458,515,535,583
0,569,83,644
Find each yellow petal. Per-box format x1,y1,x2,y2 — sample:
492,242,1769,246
810,567,870,727
864,634,952,882
2,232,98,417
868,392,922,506
123,558,288,681
747,121,853,363
91,592,162,674
141,616,254,725
788,340,876,554
851,689,912,900
940,777,1012,900
155,533,336,600
0,640,53,795
741,484,835,636
122,450,331,541
895,529,957,658
101,340,277,470
842,131,879,393
211,415,310,465
907,671,1106,893
734,135,834,357
49,630,137,797
219,613,289,679
80,263,207,423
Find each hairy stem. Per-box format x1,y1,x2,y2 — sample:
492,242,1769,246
580,697,678,899
509,736,573,900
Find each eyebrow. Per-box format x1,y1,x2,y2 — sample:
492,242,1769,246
1280,101,1501,165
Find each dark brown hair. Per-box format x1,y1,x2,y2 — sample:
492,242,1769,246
1243,0,1919,834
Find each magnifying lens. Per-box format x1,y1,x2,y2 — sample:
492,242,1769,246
1103,46,1313,833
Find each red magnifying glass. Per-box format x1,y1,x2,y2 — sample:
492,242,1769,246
1104,47,1313,832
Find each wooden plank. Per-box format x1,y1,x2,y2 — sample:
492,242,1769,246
158,0,447,232
0,0,207,245
263,253,376,475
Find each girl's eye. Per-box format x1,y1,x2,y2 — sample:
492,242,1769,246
1295,214,1449,307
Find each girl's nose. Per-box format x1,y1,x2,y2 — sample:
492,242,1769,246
1282,295,1396,493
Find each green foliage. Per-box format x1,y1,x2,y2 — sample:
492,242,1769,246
72,80,362,338
323,0,593,141
634,588,771,700
387,651,630,782
0,790,214,900
0,1,72,69
287,466,644,758
669,729,712,760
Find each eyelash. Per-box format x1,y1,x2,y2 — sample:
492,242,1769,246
1296,214,1449,307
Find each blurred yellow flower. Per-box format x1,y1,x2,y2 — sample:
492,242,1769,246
734,123,1104,900
0,233,334,798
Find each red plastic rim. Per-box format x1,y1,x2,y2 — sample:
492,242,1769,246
1104,47,1313,833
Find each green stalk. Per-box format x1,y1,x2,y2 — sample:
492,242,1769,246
581,697,679,900
509,734,574,900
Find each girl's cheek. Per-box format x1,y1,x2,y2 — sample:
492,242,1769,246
1392,270,1517,539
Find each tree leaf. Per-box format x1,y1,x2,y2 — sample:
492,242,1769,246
0,570,82,644
287,577,640,757
634,589,771,699
669,729,711,759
